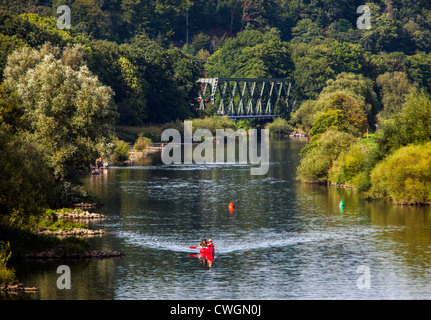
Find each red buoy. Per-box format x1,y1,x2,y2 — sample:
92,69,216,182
228,202,235,208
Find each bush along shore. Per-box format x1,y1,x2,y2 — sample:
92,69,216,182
0,206,125,294
294,88,431,206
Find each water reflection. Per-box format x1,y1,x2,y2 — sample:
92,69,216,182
11,138,431,300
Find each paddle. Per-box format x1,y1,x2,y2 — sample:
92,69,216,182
190,246,220,254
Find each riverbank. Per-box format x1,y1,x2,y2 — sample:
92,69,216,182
296,130,431,206
0,207,125,292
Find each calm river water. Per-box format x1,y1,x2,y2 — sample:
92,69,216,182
13,139,431,299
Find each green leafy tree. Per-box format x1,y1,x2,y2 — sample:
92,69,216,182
70,0,110,39
374,88,431,156
320,72,380,128
205,29,293,78
405,52,431,94
292,73,377,134
376,71,414,118
369,142,431,204
359,8,400,53
0,123,55,224
330,41,366,74
296,129,356,183
290,19,324,44
112,139,130,163
309,109,349,137
328,141,372,190
3,43,117,183
122,34,201,123
290,42,337,100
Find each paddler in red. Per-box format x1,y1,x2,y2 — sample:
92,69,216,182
207,239,216,253
198,238,207,248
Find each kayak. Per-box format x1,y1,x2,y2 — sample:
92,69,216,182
199,247,214,254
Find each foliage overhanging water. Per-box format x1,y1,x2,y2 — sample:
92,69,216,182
12,139,431,300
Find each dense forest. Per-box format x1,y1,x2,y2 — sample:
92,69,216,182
1,0,431,244
0,0,430,124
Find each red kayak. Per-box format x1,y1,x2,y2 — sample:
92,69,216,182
199,247,214,254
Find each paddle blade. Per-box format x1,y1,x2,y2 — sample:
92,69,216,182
190,246,197,249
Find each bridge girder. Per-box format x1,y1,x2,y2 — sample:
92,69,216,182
197,78,294,118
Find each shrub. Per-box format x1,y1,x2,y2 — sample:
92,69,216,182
134,134,152,151
192,115,236,134
296,130,356,183
328,142,371,188
265,117,293,137
0,241,16,286
369,142,431,204
309,109,348,137
112,140,130,163
236,119,258,130
375,88,431,157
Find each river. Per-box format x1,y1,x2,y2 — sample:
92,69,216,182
12,139,431,299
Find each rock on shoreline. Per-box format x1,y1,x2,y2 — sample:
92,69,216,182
55,209,107,219
20,250,125,260
1,283,38,293
73,202,99,209
38,228,105,237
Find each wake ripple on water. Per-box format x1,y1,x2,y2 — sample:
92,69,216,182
114,228,367,255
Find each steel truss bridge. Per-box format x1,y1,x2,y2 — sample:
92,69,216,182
197,78,294,119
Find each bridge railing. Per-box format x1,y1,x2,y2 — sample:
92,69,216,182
197,78,294,118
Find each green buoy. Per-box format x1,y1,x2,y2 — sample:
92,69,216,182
339,200,344,207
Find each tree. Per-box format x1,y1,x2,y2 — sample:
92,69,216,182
309,93,368,137
320,72,380,129
296,129,356,183
405,52,431,94
3,43,117,184
330,41,366,74
205,29,293,78
290,42,337,100
291,73,378,134
309,109,349,137
369,142,431,204
122,33,201,123
0,34,27,81
328,142,372,189
70,0,110,39
290,19,324,44
359,9,400,53
329,93,368,134
375,88,431,154
0,123,55,223
376,71,414,118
